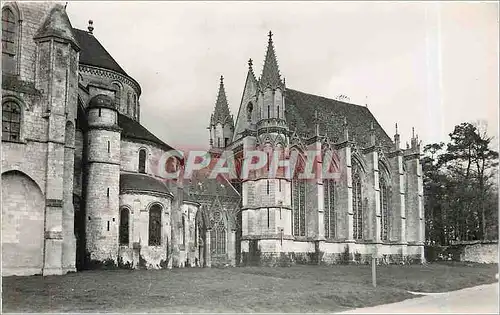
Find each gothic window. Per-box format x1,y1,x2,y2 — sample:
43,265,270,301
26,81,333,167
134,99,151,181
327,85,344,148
380,177,390,241
352,165,363,240
2,7,17,74
138,149,146,173
119,208,129,245
148,204,162,246
267,105,270,119
210,211,226,254
2,100,21,141
292,179,306,236
323,179,336,239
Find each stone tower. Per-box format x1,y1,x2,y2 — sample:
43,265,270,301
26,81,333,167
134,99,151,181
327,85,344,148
208,76,234,150
240,31,292,264
84,94,121,266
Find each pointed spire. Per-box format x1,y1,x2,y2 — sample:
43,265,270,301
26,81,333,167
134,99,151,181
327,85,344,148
260,30,284,90
394,123,400,150
342,116,349,141
211,75,233,127
247,58,257,82
370,120,376,146
314,110,320,136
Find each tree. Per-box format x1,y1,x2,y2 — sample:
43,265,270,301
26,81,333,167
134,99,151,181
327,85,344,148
423,122,498,244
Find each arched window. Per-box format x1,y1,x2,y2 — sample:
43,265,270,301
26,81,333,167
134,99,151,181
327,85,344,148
210,211,226,254
2,7,18,74
132,94,137,119
323,179,335,239
119,208,129,245
138,149,146,173
127,92,131,115
148,204,162,246
292,178,306,236
112,83,121,110
2,100,21,141
380,177,390,241
352,164,363,240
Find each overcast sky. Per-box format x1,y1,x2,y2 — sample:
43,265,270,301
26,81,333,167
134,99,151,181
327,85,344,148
66,1,499,151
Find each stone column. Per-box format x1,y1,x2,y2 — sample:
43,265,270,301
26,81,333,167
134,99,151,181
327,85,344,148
205,229,212,267
229,229,236,266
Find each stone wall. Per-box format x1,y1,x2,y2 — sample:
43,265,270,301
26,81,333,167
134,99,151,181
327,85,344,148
426,241,498,264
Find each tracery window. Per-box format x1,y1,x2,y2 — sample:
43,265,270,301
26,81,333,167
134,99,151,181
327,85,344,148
210,211,226,254
292,178,306,236
2,8,17,74
138,149,146,173
323,179,336,239
2,100,21,141
148,204,162,246
380,176,390,241
119,208,129,245
352,165,363,240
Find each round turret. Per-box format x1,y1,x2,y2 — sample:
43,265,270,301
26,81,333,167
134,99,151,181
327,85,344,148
87,94,118,128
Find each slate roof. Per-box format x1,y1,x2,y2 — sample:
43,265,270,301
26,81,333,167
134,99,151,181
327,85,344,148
285,89,394,149
118,114,174,151
72,28,128,76
88,94,115,110
120,173,172,196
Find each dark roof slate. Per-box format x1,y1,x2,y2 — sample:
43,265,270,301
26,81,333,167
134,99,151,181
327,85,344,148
285,89,393,149
118,114,174,151
120,173,172,196
72,28,128,76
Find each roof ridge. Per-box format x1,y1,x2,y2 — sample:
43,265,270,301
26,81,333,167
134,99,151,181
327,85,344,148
287,88,369,109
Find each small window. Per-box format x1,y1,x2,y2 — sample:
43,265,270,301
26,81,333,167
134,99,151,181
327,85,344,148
247,102,253,121
119,208,130,245
224,137,229,147
148,204,162,246
138,149,146,173
267,105,270,119
277,105,280,119
2,100,21,141
182,216,186,246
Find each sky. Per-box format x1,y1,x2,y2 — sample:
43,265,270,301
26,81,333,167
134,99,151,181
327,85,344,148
66,1,499,151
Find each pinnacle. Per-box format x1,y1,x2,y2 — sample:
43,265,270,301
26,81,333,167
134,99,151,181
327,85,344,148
211,75,233,127
259,30,284,90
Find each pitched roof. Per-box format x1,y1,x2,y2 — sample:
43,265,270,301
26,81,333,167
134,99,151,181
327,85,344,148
120,173,172,196
210,76,233,126
34,5,80,51
285,89,393,149
259,31,284,90
118,114,174,151
72,28,128,76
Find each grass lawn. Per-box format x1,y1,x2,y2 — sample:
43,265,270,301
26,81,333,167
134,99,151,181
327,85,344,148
2,262,498,313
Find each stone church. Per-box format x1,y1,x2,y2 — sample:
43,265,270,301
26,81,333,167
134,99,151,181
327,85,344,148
1,2,424,276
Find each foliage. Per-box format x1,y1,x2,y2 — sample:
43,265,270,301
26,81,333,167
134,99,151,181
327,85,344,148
423,122,498,245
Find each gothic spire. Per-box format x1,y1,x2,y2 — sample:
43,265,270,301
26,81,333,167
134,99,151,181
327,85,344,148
259,31,284,90
211,75,233,127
